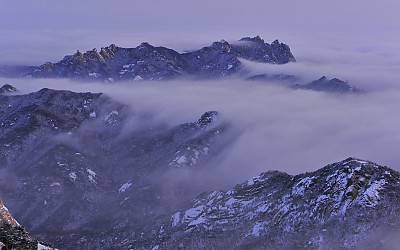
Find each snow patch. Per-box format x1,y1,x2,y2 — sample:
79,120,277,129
362,179,387,207
37,243,55,250
255,204,269,213
171,212,181,227
251,222,265,237
188,216,206,226
69,172,77,181
292,177,315,196
183,206,204,222
175,156,187,165
119,181,133,193
104,110,119,125
56,162,67,167
87,169,97,183
134,75,143,81
88,72,100,78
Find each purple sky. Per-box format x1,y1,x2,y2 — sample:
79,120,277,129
1,0,400,64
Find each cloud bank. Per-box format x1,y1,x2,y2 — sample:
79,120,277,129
3,77,400,186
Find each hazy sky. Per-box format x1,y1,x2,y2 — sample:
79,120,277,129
1,0,400,65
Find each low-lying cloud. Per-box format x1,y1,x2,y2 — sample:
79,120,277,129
3,77,400,186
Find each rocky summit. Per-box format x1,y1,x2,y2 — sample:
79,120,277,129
145,158,400,250
26,36,295,81
0,84,17,94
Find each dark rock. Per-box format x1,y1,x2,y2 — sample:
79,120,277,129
197,111,218,128
293,76,365,94
0,84,17,94
26,36,295,81
0,198,52,249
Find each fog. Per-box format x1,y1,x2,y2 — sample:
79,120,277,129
3,76,399,185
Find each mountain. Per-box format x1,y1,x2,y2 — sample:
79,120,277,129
0,87,228,248
1,87,396,249
293,76,365,94
24,36,295,80
0,198,52,249
0,84,17,94
247,75,365,94
143,158,400,250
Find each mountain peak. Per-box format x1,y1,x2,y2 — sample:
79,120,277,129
28,36,295,80
294,76,364,94
272,39,280,45
138,42,153,49
197,111,218,128
318,76,327,81
0,199,19,227
239,36,265,44
156,157,400,249
0,84,17,94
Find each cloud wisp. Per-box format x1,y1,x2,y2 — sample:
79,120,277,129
4,77,400,187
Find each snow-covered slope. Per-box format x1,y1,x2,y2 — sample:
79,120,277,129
143,158,400,250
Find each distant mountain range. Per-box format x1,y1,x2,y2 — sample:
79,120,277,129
293,76,365,94
0,36,366,94
1,36,295,81
248,75,364,94
0,87,396,249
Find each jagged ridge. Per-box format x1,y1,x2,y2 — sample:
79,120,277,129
28,36,295,80
144,158,400,249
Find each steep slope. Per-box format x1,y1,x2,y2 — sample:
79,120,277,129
27,36,295,80
0,84,17,94
0,198,51,249
142,158,400,250
0,88,229,248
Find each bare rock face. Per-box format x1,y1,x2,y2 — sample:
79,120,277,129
0,198,47,250
0,199,19,227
